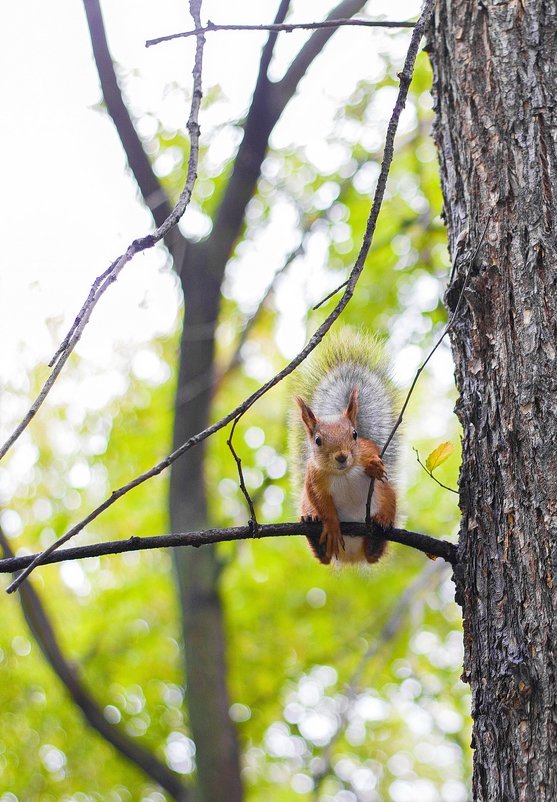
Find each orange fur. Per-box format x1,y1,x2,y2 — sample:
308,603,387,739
297,390,396,565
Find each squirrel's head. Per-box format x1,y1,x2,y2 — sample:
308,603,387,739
295,387,360,474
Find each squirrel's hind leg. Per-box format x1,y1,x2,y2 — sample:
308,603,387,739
306,534,331,564
300,515,332,564
364,534,387,564
364,480,395,563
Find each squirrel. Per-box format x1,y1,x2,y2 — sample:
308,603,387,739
291,330,400,565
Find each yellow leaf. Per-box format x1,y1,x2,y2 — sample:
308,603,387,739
425,441,454,473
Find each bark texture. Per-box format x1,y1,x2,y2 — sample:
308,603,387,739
428,2,557,800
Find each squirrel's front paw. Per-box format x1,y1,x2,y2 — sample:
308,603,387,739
366,455,387,481
319,523,345,561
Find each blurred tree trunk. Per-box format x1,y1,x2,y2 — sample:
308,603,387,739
169,240,243,802
428,2,557,800
84,1,367,800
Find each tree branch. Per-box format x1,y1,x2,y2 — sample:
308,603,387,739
84,0,173,230
0,1,205,465
363,219,487,523
275,0,368,103
146,17,415,48
379,214,491,459
0,522,457,577
0,528,190,802
6,0,436,594
227,416,259,529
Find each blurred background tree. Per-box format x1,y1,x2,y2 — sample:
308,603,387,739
0,1,469,801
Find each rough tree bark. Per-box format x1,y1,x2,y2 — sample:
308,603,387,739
428,2,557,800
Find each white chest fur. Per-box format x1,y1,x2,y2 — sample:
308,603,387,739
328,465,378,522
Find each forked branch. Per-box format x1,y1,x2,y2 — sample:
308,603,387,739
6,0,436,593
0,0,205,464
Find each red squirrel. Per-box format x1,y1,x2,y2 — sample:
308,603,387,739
292,331,399,565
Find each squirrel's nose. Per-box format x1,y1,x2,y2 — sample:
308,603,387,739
335,453,347,465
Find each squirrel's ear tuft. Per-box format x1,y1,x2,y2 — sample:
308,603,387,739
295,396,317,435
344,387,359,426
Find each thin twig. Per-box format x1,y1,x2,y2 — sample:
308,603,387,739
0,523,457,576
146,17,416,48
312,280,349,311
6,0,436,594
0,4,206,466
49,261,116,368
379,214,492,460
364,216,490,525
413,447,458,494
227,417,259,530
1,257,116,460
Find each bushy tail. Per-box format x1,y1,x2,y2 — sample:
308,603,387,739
289,329,401,491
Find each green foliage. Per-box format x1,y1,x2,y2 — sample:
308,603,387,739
0,31,470,802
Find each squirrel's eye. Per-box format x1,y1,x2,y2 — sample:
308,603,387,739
315,435,322,447
352,429,358,440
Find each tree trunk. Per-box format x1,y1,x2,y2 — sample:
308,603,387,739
84,3,369,799
82,5,242,799
428,2,557,800
170,241,244,802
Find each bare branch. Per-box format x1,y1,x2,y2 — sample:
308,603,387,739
312,279,349,310
0,528,190,802
146,17,416,48
0,2,206,465
276,1,368,102
227,418,259,529
0,522,457,577
84,0,173,230
361,219,490,524
6,0,436,593
380,213,492,460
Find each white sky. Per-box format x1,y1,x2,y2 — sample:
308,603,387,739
0,0,435,439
